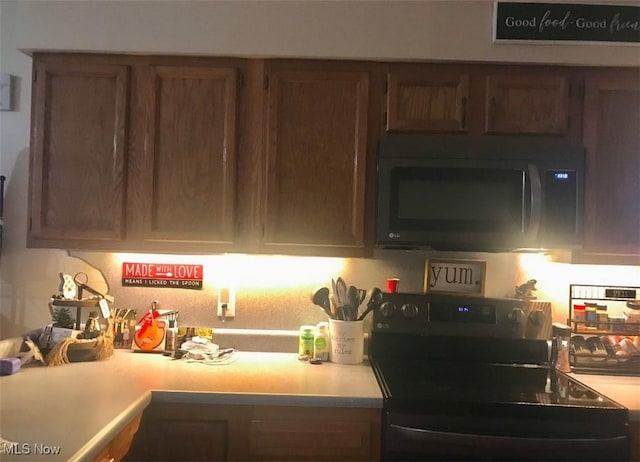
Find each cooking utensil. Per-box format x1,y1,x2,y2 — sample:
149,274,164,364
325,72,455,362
347,285,359,315
336,277,348,306
312,288,332,318
358,288,383,321
357,289,367,307
340,303,356,321
330,295,339,317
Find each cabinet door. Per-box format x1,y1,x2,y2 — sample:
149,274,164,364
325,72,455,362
138,66,238,248
249,406,381,461
485,74,569,135
130,419,227,461
263,68,369,252
579,74,640,263
29,59,129,247
123,402,250,462
387,69,469,132
92,413,141,462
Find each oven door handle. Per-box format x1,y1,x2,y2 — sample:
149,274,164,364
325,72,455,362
388,424,627,454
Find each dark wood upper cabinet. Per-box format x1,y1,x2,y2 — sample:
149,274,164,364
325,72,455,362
28,54,374,256
262,66,369,252
387,68,470,132
386,66,573,137
27,53,637,263
576,72,640,264
137,65,239,248
28,55,242,253
485,74,569,135
28,58,129,248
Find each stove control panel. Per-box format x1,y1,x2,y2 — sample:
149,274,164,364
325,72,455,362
372,293,549,340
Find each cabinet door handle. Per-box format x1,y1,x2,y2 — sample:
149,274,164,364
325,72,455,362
460,97,467,129
489,97,496,129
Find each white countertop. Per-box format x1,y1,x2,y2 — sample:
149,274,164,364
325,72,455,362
0,350,382,462
570,372,640,417
1,350,639,462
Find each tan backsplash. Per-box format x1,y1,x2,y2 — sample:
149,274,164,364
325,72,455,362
65,250,522,333
2,247,637,343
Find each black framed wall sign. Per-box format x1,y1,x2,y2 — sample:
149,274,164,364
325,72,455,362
494,2,640,44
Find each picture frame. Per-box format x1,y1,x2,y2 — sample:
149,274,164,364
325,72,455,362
424,259,486,296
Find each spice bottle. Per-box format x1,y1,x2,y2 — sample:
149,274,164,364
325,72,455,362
585,304,598,329
551,322,572,373
166,319,178,351
572,304,586,332
299,325,315,359
596,304,608,331
314,322,330,362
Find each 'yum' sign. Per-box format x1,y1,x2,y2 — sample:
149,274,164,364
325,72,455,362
424,259,486,296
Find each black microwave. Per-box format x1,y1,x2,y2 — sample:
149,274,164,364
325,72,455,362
377,135,585,252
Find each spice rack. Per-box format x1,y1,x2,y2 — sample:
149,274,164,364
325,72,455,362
568,284,640,376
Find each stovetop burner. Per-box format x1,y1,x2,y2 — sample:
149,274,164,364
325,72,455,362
372,356,624,412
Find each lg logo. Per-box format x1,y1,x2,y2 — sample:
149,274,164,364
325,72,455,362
388,232,401,239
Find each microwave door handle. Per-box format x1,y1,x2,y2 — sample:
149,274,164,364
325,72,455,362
526,164,542,240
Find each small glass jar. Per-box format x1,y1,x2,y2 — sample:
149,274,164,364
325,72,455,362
166,319,178,351
609,316,626,334
584,304,598,329
573,304,586,332
596,304,608,331
551,322,572,373
298,325,315,358
313,322,330,362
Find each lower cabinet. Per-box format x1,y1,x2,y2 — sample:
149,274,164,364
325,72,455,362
92,413,142,462
631,420,640,462
123,402,381,462
249,406,379,461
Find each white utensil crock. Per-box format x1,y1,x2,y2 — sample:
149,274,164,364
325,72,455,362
329,319,364,364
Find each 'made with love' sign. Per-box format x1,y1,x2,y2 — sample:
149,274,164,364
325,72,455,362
494,2,640,43
122,262,204,290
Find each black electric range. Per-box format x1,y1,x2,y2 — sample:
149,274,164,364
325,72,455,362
369,292,630,462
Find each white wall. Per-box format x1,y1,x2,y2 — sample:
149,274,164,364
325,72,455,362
1,0,639,339
4,0,640,63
